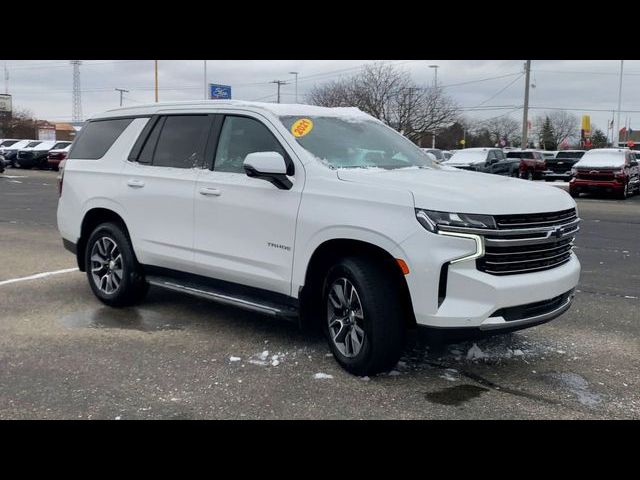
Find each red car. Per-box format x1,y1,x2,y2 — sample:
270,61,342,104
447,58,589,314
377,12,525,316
47,144,72,171
570,148,640,200
506,150,546,180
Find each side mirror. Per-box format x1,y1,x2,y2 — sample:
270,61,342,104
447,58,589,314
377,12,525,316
243,151,292,190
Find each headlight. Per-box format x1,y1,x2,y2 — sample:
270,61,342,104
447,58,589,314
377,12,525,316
570,167,577,176
415,209,496,233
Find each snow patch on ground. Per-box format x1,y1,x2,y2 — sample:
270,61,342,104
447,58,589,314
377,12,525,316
466,343,487,361
314,373,333,379
229,356,241,362
546,372,602,407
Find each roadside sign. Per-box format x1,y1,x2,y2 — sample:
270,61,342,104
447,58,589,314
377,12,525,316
209,84,232,99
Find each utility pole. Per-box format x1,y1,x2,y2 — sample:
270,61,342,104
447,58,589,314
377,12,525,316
429,65,440,148
3,61,8,95
615,60,624,147
154,60,159,103
204,60,208,100
270,80,288,103
289,71,299,103
521,60,531,149
115,88,129,107
429,64,439,88
70,60,83,123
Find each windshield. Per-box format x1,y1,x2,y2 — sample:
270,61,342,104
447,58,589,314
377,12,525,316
279,116,435,170
0,140,18,147
52,142,71,150
26,141,41,148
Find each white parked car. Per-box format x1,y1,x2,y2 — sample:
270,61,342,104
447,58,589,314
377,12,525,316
57,101,581,375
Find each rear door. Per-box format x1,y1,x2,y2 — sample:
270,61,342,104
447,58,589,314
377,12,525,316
121,114,213,271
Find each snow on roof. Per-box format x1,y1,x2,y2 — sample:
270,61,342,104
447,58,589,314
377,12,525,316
92,100,374,122
575,149,628,168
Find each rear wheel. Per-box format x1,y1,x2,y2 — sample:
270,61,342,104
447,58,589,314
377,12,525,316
322,257,405,376
85,222,148,306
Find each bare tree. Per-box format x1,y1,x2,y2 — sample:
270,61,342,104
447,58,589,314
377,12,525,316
307,62,459,142
545,110,579,146
480,116,520,146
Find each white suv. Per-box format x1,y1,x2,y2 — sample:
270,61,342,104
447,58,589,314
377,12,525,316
57,101,581,375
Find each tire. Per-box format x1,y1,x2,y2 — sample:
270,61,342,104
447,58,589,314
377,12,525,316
85,222,148,307
511,170,519,177
545,178,553,182
617,182,629,200
527,170,534,180
322,257,405,376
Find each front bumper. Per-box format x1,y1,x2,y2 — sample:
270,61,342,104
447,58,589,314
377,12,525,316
398,228,581,331
543,170,572,180
570,179,624,193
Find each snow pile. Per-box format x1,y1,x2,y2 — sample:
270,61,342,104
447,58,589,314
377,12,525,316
246,349,286,367
314,373,333,380
229,356,241,362
466,343,487,361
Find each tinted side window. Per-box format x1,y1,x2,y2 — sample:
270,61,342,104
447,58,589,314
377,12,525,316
496,150,505,160
213,116,286,174
68,118,133,159
137,117,165,165
152,115,210,169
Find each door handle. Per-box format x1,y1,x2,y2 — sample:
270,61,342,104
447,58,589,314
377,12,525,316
127,179,145,188
199,187,221,197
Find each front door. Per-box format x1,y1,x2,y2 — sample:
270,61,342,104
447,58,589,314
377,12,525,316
193,113,303,296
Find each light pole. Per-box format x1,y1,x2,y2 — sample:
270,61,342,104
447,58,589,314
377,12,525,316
115,88,129,107
154,60,158,103
289,71,299,103
616,60,624,147
204,60,208,100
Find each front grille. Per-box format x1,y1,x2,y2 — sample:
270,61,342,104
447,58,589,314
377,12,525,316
576,169,614,181
490,289,574,321
476,208,579,275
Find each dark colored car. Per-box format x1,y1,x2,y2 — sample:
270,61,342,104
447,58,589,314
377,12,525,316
1,140,40,167
443,148,520,176
16,141,71,169
543,150,586,182
505,150,546,180
570,148,640,199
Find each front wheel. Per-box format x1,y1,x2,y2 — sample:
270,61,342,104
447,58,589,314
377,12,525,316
85,222,148,306
323,257,405,376
618,182,629,200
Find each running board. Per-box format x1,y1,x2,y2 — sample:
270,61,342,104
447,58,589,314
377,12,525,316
146,275,299,320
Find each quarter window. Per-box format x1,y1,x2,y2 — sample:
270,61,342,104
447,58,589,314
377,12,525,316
213,116,286,174
68,118,133,159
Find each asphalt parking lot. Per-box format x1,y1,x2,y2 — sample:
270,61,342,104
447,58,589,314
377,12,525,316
0,169,638,419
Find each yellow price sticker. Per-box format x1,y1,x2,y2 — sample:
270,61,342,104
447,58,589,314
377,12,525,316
291,118,314,138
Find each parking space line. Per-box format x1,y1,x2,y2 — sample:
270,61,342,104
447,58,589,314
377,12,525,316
0,268,79,286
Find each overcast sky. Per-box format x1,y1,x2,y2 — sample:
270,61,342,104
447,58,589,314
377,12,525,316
3,59,639,137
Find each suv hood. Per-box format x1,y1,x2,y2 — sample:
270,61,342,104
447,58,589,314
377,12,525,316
336,167,575,215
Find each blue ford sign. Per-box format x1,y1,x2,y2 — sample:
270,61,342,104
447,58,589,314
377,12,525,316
209,84,232,99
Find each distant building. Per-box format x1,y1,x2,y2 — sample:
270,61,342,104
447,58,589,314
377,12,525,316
54,123,78,141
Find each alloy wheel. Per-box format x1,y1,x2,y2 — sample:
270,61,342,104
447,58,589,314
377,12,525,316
327,277,366,358
90,237,123,294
